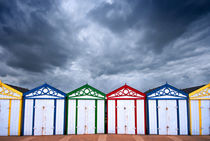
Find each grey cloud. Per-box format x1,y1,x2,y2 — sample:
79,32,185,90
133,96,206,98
0,0,81,73
0,0,210,92
89,0,210,52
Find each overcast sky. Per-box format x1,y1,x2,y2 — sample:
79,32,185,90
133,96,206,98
0,0,210,93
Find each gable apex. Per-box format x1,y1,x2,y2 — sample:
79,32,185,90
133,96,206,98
23,83,66,99
107,84,145,99
67,84,105,99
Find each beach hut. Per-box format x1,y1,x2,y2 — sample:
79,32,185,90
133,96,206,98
0,80,28,136
22,83,66,136
107,84,146,134
188,84,210,135
146,83,189,135
67,84,105,134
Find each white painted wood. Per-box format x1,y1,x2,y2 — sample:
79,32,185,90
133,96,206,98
158,100,167,135
77,100,95,134
67,100,76,134
24,99,34,135
127,100,135,134
201,100,210,135
55,99,64,135
167,100,177,135
158,100,178,135
0,100,9,136
117,100,135,134
108,100,115,133
34,100,54,135
148,100,157,134
10,100,20,135
179,100,188,135
137,100,145,134
191,100,199,135
77,100,86,134
97,100,104,133
87,100,95,134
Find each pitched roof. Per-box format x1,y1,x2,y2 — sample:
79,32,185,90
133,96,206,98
181,85,205,94
144,85,162,94
6,84,29,93
145,84,206,94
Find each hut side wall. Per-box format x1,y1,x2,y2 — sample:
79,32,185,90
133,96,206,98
107,100,116,134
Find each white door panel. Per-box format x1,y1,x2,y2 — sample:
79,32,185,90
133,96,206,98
167,100,177,135
117,100,135,134
77,100,85,134
108,100,115,133
201,100,210,135
45,100,54,135
158,100,178,135
0,100,9,136
158,100,167,135
34,100,54,135
87,100,95,134
117,100,125,134
10,100,20,135
191,100,199,135
77,100,95,134
148,100,157,134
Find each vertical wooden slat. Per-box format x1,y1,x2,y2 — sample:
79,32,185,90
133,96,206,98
134,100,137,134
198,100,202,135
8,99,12,135
115,100,117,134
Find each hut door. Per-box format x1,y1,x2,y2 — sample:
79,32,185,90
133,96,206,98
158,100,167,135
34,100,54,135
77,100,95,134
201,100,210,135
117,100,135,134
0,100,9,136
158,100,178,135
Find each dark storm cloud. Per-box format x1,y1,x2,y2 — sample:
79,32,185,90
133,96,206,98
89,0,210,52
0,0,210,92
0,0,80,73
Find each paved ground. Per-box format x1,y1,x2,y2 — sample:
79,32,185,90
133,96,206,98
0,135,209,141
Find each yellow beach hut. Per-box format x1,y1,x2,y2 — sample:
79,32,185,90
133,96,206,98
0,80,28,136
189,84,210,135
